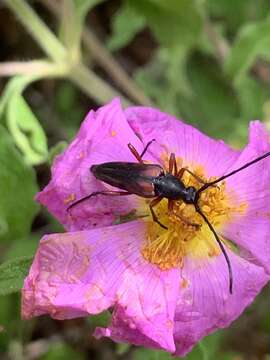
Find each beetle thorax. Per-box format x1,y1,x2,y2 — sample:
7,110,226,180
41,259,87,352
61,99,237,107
153,173,196,203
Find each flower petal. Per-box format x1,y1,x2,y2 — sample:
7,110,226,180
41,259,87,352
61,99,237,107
173,250,269,356
22,221,179,351
95,259,179,352
221,121,270,273
125,106,240,177
94,306,169,352
37,99,144,231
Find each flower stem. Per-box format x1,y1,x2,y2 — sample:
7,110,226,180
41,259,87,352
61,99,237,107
3,0,132,105
4,0,66,62
82,29,152,106
69,63,132,107
43,0,153,106
0,60,68,77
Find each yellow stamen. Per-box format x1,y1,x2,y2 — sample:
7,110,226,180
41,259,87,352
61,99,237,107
141,161,247,270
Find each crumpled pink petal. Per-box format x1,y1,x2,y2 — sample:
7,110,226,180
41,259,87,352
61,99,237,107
22,221,179,352
124,106,240,177
92,232,270,356
173,247,269,356
37,99,145,231
221,121,270,273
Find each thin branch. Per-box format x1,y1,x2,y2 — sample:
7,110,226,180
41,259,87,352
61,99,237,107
252,59,270,83
82,28,153,106
204,19,230,65
204,18,270,84
68,63,131,107
43,0,153,106
0,60,67,77
4,0,66,62
3,0,132,105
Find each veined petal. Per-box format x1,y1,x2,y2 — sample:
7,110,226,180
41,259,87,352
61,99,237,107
173,250,269,356
22,221,179,351
94,308,163,350
25,95,270,357
23,221,144,319
37,99,144,231
221,121,270,273
95,259,179,352
125,106,240,177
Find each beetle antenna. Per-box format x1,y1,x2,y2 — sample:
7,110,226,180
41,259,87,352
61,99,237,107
197,150,270,195
195,204,233,294
67,191,107,212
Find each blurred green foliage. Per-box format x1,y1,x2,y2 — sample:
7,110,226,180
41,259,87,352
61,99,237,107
1,0,270,359
108,0,270,145
0,125,38,243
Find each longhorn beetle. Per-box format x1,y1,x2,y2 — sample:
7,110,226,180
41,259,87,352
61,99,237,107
67,139,270,294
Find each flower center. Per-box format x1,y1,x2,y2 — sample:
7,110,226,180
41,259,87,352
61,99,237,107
141,164,246,270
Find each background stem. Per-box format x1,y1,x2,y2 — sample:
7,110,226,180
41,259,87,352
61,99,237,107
43,0,153,106
4,0,66,62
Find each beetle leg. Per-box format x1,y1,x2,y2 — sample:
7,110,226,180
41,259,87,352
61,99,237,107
178,168,220,189
174,212,201,229
67,190,132,212
128,139,155,163
149,196,168,230
173,156,178,176
168,199,174,213
169,153,182,176
168,198,200,229
169,153,175,173
178,167,205,183
128,143,143,163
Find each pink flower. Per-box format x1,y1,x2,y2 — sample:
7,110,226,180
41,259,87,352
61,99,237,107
22,99,270,356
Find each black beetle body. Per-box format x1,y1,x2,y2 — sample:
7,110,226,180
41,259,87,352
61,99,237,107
91,162,196,204
153,173,197,203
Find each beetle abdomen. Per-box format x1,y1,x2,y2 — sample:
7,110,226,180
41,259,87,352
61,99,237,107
91,162,163,198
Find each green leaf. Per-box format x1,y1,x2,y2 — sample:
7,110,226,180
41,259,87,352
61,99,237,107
130,0,202,47
107,1,146,51
40,342,85,360
74,0,107,20
48,141,68,165
116,343,130,355
206,0,270,33
0,76,38,119
4,235,39,261
7,95,48,165
0,257,33,295
182,54,240,138
0,293,22,350
0,125,38,243
135,45,193,114
55,81,85,140
225,17,270,82
136,51,240,140
235,75,268,120
229,75,270,146
60,0,107,63
133,348,172,360
0,76,49,165
87,310,111,328
181,331,224,360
